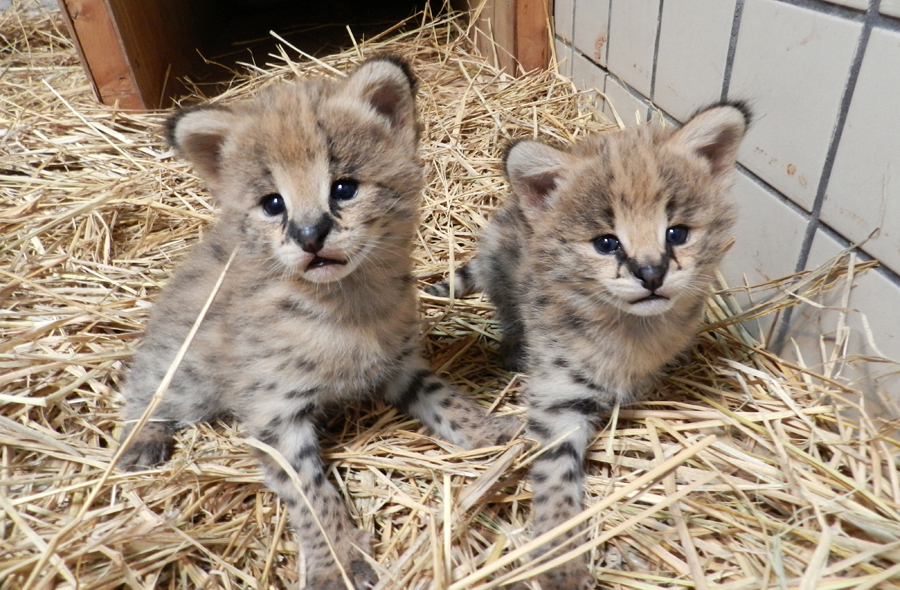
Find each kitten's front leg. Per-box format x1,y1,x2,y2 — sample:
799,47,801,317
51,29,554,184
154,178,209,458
520,372,603,590
247,407,376,590
383,355,521,449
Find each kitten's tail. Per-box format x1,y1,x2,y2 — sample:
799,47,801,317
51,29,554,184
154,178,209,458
425,262,481,298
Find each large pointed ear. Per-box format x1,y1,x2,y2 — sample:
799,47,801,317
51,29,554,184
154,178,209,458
669,102,751,178
165,105,236,183
504,140,573,214
343,55,418,135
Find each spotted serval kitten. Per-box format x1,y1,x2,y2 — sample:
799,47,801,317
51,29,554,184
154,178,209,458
119,56,518,589
428,103,750,589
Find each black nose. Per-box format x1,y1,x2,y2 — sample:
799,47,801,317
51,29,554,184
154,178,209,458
289,215,332,253
634,264,667,292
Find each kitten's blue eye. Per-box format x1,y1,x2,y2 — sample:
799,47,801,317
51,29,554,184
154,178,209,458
666,225,690,246
593,234,620,255
261,194,285,216
330,179,358,201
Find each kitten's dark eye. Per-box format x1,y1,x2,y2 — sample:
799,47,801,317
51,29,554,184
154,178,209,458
260,193,285,216
330,179,359,201
666,225,690,246
593,234,620,255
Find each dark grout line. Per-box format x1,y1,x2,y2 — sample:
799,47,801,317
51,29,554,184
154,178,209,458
604,0,613,67
771,0,868,19
734,163,815,219
721,0,745,100
566,0,576,44
814,217,900,289
771,0,880,352
649,0,665,106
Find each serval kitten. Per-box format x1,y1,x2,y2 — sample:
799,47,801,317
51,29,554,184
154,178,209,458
119,56,518,589
429,103,750,589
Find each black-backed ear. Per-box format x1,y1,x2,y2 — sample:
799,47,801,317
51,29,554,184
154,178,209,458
344,55,418,135
669,101,751,178
166,105,235,183
504,140,573,213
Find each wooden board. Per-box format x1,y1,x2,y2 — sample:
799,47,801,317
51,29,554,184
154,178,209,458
59,0,551,109
469,0,550,74
58,0,142,109
59,0,215,109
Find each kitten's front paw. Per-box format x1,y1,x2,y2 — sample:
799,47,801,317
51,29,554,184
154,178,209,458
489,414,523,445
528,568,595,590
120,440,173,471
499,337,526,373
465,414,522,448
349,559,378,589
307,562,378,590
118,422,176,471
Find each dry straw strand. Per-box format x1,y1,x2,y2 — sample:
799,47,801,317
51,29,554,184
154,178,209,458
2,3,899,590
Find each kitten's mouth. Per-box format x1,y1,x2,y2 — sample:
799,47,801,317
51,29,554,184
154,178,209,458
306,256,347,270
632,294,669,304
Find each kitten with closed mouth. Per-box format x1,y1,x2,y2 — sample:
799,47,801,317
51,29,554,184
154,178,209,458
118,56,520,590
429,101,751,589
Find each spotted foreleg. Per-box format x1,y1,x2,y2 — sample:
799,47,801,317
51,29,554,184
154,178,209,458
424,262,480,299
248,407,376,590
384,356,521,449
522,375,604,590
119,357,221,470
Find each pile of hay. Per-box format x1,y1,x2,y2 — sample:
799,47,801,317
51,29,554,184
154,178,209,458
2,4,899,589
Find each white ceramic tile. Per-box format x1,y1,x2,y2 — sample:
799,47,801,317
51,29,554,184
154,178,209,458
607,0,661,98
782,230,900,418
603,76,648,125
554,39,574,77
822,0,868,9
728,0,862,211
654,0,736,122
821,27,900,276
570,52,607,112
570,51,607,93
882,0,900,19
719,171,809,344
574,0,611,67
722,172,809,286
555,0,575,43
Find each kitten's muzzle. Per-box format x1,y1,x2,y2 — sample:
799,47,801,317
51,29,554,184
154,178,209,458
632,263,667,292
288,215,333,254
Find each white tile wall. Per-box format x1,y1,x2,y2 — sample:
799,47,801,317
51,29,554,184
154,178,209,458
720,172,809,342
883,0,900,19
785,230,900,416
821,27,900,276
554,0,575,43
554,38,574,77
573,0,611,66
606,0,660,98
822,0,868,10
654,0,736,122
728,0,862,211
603,76,647,125
571,51,606,94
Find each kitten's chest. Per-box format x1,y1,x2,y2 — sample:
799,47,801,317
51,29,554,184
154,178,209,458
227,281,416,400
535,307,695,397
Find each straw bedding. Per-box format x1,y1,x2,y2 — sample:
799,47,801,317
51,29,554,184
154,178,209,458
2,3,899,589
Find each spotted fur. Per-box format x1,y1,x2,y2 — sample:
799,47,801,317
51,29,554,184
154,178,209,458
429,102,750,588
119,56,519,589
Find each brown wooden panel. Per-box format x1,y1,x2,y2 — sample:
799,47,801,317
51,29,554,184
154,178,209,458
470,0,517,73
59,0,142,109
105,0,217,109
467,0,550,74
516,0,549,72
